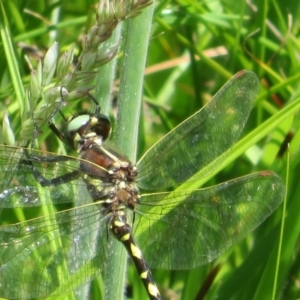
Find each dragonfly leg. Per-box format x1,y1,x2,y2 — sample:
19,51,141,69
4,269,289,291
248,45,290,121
22,149,81,187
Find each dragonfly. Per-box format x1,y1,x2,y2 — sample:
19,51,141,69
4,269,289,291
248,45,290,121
0,70,285,299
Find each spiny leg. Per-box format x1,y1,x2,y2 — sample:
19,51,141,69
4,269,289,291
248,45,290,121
22,149,81,187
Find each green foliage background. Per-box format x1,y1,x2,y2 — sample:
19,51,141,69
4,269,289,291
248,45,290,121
1,0,300,299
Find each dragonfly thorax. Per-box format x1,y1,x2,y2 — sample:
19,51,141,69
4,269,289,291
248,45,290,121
77,129,140,212
103,179,140,212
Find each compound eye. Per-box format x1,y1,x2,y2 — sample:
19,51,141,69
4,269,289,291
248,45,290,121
64,114,91,148
92,113,111,141
67,114,90,134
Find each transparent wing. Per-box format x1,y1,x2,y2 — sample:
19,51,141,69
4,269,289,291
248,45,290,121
134,172,285,269
137,70,259,190
0,145,110,299
0,202,109,299
0,145,103,208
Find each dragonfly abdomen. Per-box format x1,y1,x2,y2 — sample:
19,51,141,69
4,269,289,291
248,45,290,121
110,212,162,300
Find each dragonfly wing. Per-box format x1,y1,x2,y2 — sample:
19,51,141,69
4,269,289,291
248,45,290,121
137,70,259,190
134,172,285,269
0,200,108,299
0,145,96,207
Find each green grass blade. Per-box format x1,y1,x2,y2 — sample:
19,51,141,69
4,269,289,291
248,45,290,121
0,1,25,116
104,3,155,300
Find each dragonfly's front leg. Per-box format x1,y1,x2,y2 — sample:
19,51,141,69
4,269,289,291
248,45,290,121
23,149,81,187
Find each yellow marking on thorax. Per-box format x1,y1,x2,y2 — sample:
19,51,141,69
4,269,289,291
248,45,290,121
113,220,124,227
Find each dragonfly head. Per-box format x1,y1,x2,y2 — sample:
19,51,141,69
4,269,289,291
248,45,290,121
65,112,111,150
